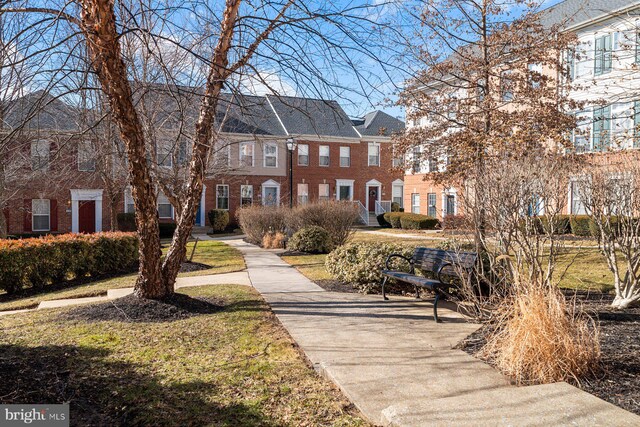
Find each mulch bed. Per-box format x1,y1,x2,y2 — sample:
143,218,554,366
179,261,211,273
458,291,640,416
63,293,223,323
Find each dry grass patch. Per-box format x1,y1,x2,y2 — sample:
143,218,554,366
480,284,600,385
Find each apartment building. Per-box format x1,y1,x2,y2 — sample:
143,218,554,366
1,89,404,235
404,0,640,219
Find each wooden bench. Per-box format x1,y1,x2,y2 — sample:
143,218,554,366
381,247,477,322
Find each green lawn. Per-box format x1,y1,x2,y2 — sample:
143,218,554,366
282,231,616,294
0,240,246,312
0,285,368,426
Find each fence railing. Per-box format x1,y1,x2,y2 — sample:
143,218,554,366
353,200,369,225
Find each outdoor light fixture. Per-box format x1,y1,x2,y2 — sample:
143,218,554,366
286,138,298,208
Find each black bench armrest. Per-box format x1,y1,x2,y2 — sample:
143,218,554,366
436,261,453,285
385,253,415,274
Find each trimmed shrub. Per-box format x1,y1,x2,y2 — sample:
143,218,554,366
288,226,334,254
286,201,359,246
570,215,592,237
0,232,138,294
237,205,286,246
376,213,391,228
391,202,403,212
117,213,136,232
441,214,466,230
399,213,439,230
383,212,403,229
208,209,230,233
325,242,414,292
538,215,572,235
158,222,177,238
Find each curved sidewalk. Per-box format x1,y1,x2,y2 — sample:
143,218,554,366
211,236,640,427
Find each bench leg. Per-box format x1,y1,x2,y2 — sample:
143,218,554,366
382,276,389,301
433,292,442,323
414,285,420,299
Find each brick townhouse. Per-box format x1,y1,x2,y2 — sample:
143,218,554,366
404,0,640,219
1,89,404,235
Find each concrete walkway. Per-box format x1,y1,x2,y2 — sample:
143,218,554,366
210,235,640,427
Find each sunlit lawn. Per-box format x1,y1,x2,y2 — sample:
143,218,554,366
0,285,368,426
0,240,245,311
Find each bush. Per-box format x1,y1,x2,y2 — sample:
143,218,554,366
383,212,403,229
325,242,414,292
208,209,230,233
570,215,592,237
441,214,466,230
0,232,138,294
391,202,403,212
538,215,572,235
480,285,600,385
262,231,286,249
117,213,136,232
287,201,359,246
237,205,286,246
158,222,177,238
376,213,391,228
288,226,334,254
399,213,439,230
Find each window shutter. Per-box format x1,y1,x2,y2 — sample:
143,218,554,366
23,199,32,232
50,199,58,232
604,34,612,72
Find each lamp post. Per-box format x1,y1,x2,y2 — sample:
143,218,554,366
286,138,297,208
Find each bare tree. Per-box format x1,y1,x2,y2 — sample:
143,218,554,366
577,152,640,309
2,0,396,298
394,0,579,249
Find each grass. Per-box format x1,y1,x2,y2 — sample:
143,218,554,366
280,231,616,294
0,285,368,426
0,240,246,312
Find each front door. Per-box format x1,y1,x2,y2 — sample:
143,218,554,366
79,200,96,233
263,186,278,206
368,186,378,212
194,202,202,226
445,195,455,216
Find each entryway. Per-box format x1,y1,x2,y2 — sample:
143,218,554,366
78,200,96,233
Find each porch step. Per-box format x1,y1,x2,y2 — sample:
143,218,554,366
367,212,378,227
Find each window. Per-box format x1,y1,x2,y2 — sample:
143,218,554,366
319,145,330,166
215,143,231,167
157,193,173,218
264,142,277,167
427,193,437,217
636,31,640,64
124,188,135,213
635,101,640,148
573,110,591,153
297,183,309,205
340,146,350,167
318,183,330,201
427,158,437,173
31,140,50,171
571,181,586,214
392,146,403,167
240,142,254,167
298,144,309,166
501,71,514,101
593,106,611,152
337,184,352,201
566,49,576,81
216,184,229,210
411,193,420,214
241,185,253,206
528,63,542,89
595,34,612,76
78,141,95,171
32,199,50,231
368,143,380,166
157,145,173,168
412,146,422,173
444,194,456,216
392,185,403,207
477,79,486,102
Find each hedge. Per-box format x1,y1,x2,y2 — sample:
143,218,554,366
0,232,139,294
383,212,403,229
399,213,439,230
208,209,230,233
288,226,334,254
117,213,176,238
377,213,391,228
569,215,592,237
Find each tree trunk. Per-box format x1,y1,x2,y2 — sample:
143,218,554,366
611,294,640,309
79,0,167,298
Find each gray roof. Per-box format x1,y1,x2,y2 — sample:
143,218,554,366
2,91,81,132
265,95,360,138
353,111,405,137
540,0,640,30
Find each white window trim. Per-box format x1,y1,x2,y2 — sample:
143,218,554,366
339,146,351,167
71,189,104,233
77,141,96,172
368,142,381,167
319,145,330,167
32,199,51,232
335,179,354,201
298,144,309,166
411,193,420,214
442,189,458,216
157,193,174,219
31,140,50,171
263,142,278,168
216,184,230,210
241,184,254,206
318,183,330,201
157,146,173,168
239,141,255,167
